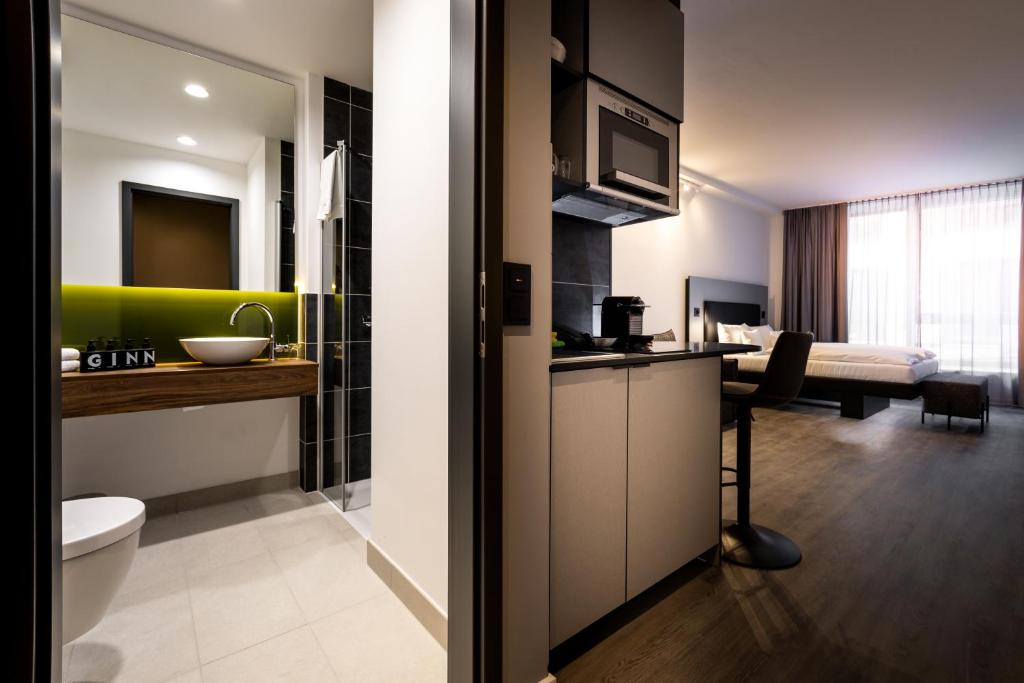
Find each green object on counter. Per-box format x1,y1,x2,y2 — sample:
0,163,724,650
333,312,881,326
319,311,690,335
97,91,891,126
62,285,300,363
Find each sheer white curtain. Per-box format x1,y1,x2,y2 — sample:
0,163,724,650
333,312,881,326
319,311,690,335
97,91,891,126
847,179,1022,404
847,195,920,346
919,181,1021,402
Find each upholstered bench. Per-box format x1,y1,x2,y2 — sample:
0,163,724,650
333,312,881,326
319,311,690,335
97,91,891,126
920,373,990,433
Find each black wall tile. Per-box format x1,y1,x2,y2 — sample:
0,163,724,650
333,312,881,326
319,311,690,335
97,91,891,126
300,396,317,442
279,263,294,293
344,247,371,295
346,387,371,436
280,153,294,193
302,294,318,343
299,441,318,492
350,86,372,110
280,140,294,156
324,100,351,149
323,341,342,389
324,77,350,103
346,200,372,248
347,435,371,481
322,293,342,343
346,342,371,388
280,227,294,264
349,153,372,202
322,391,337,441
346,294,371,342
350,106,373,156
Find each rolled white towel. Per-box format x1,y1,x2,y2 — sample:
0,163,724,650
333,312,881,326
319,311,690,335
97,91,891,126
61,360,80,373
62,347,80,361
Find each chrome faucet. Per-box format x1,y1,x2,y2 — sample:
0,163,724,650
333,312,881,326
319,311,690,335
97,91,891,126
230,302,278,361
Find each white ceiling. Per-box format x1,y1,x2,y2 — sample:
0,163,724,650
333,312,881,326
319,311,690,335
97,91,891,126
679,0,1024,209
62,0,374,89
62,16,295,164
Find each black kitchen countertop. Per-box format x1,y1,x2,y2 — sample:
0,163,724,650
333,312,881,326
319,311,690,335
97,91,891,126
550,341,761,372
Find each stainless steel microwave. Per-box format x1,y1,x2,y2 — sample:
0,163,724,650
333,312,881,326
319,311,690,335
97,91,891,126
554,80,680,226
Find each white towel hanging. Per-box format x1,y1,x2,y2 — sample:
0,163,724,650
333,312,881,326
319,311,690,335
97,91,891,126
317,149,345,222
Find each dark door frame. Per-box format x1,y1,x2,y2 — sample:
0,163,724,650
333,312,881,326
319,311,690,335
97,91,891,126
10,0,62,679
120,181,241,289
449,0,504,680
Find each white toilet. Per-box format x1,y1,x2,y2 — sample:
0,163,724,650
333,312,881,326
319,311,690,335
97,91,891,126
62,497,146,643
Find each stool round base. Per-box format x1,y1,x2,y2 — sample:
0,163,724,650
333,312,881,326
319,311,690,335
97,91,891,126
721,521,802,569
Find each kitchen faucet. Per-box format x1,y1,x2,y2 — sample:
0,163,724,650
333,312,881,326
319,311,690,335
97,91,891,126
230,302,284,361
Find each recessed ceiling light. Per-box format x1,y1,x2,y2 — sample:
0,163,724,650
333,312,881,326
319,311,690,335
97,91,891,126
177,135,197,146
184,83,209,98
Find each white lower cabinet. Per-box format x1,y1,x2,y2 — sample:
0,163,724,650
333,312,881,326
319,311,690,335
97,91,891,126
549,358,721,646
625,358,721,599
550,366,628,647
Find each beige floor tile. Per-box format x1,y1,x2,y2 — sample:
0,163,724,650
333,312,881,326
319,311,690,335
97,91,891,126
202,626,337,683
189,552,305,664
122,515,188,595
164,670,203,683
178,500,268,575
271,533,389,622
311,593,446,683
65,577,199,683
255,502,359,552
245,488,314,518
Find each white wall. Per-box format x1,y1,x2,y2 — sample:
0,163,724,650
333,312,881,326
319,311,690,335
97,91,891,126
371,0,450,612
63,398,298,500
62,128,278,290
612,191,781,337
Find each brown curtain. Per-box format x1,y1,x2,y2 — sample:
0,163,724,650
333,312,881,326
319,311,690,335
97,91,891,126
781,203,848,342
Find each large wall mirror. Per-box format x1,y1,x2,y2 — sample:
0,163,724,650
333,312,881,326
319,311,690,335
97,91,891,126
61,16,296,292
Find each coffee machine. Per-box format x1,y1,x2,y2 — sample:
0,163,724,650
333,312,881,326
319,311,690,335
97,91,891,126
601,296,651,348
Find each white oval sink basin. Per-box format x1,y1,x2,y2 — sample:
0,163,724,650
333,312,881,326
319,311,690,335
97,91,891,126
179,337,270,365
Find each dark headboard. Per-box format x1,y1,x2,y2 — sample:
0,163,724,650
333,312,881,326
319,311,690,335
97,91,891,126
703,301,762,342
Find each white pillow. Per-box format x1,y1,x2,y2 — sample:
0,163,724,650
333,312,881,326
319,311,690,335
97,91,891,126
717,322,747,343
740,329,764,349
765,330,783,349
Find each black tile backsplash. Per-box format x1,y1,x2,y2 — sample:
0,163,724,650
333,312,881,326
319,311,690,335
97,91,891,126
552,214,611,335
552,216,611,286
553,282,609,336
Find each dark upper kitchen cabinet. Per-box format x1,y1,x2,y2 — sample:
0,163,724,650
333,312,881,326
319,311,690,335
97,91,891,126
587,0,685,122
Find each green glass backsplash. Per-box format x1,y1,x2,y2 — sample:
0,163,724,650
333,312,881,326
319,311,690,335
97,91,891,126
62,285,300,363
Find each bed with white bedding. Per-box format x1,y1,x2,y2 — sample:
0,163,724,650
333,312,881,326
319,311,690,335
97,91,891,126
726,344,941,384
703,300,940,418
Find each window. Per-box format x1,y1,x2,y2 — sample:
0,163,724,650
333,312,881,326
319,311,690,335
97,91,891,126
847,180,1021,403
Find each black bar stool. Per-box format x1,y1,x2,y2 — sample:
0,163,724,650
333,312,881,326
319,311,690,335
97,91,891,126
721,331,813,569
